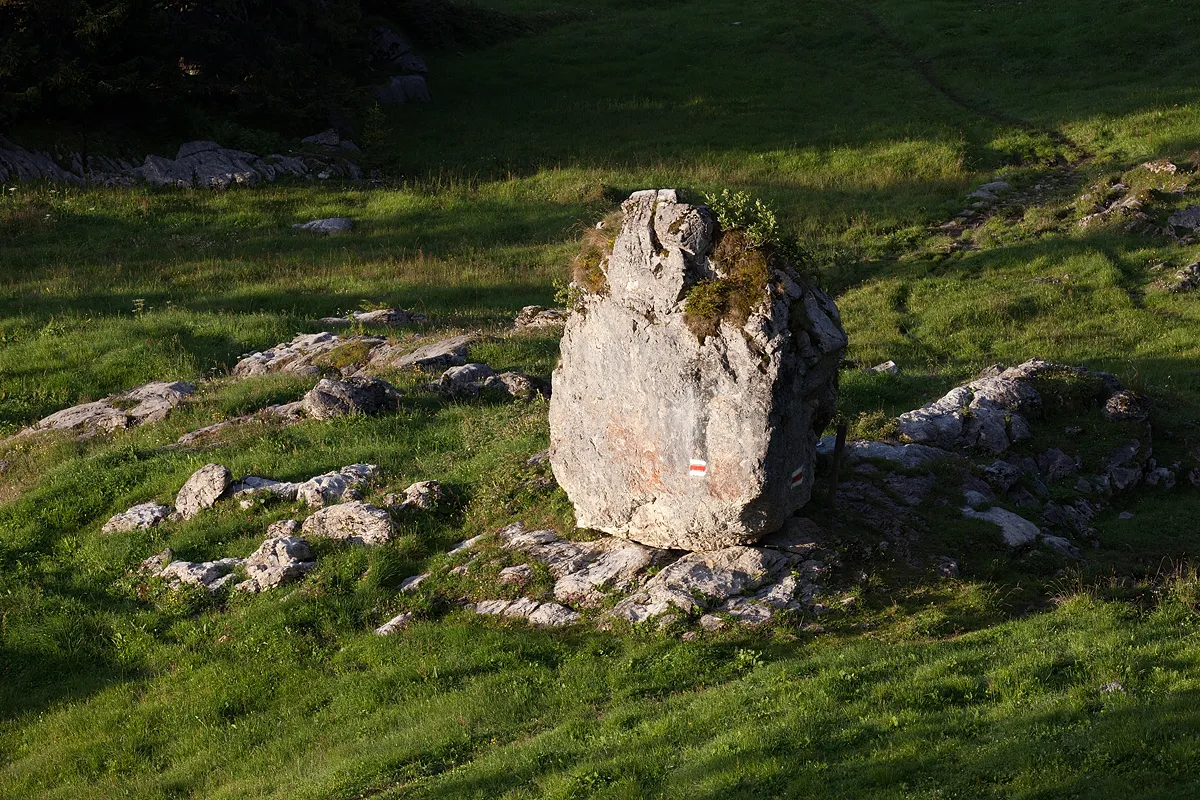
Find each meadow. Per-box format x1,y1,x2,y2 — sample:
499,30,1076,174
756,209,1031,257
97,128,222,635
2,0,1200,796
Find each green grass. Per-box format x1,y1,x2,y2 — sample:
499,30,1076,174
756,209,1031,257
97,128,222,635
4,0,1200,796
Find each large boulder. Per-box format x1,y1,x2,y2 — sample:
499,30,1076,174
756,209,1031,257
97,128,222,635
548,190,846,550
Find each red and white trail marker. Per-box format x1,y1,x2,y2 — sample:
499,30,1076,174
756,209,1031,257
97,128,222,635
689,459,708,478
790,466,805,489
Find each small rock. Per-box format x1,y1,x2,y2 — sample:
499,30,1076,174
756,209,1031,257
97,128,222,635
681,631,699,641
527,602,580,627
962,490,990,508
1143,160,1177,175
160,557,243,590
296,464,377,507
397,480,443,510
1168,206,1200,232
1100,680,1126,694
449,533,487,554
1103,390,1151,422
698,614,726,631
961,505,1041,548
238,533,316,592
399,573,430,592
301,376,401,420
935,556,960,579
301,501,395,546
138,547,174,574
301,129,341,147
370,333,477,372
375,612,415,636
499,564,534,585
293,217,353,235
514,306,568,329
759,517,823,557
437,363,497,395
1118,511,1135,520
867,360,900,375
102,502,172,533
175,464,232,519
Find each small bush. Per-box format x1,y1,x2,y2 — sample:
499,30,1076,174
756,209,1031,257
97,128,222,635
683,218,775,342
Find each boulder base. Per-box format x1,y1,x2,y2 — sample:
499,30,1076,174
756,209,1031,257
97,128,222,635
549,190,846,550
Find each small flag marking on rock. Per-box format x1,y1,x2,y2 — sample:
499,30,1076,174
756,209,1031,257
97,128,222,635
689,459,707,477
790,466,805,489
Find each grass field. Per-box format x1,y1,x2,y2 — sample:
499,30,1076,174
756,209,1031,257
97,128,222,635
3,0,1200,797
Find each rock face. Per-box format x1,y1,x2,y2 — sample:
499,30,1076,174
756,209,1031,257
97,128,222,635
549,189,846,550
175,464,232,519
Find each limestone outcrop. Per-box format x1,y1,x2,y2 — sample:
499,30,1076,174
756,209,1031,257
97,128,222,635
549,190,846,550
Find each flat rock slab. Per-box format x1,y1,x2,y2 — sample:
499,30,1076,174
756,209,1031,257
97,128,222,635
301,501,394,545
470,598,580,627
293,217,353,234
550,190,846,550
102,502,172,534
318,308,427,326
159,557,243,591
365,333,478,373
232,333,385,378
609,546,789,623
18,381,195,439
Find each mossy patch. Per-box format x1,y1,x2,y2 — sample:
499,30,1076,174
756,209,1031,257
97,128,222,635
683,229,773,341
571,210,622,295
312,341,376,372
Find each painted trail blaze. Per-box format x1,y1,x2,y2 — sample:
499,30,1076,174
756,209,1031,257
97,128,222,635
790,466,804,489
689,459,707,477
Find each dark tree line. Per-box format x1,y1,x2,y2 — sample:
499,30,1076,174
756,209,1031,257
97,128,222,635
0,0,377,131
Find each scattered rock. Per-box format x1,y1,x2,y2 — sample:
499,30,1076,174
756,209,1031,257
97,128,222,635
375,611,416,636
885,472,937,506
301,376,401,420
1103,389,1151,422
482,371,549,400
233,332,384,378
436,363,496,395
237,534,316,592
868,360,900,375
295,464,378,507
399,573,430,592
102,502,172,534
818,438,952,470
292,217,354,235
385,480,443,511
1118,511,1135,520
759,516,824,557
967,181,1012,201
527,602,581,627
935,556,960,579
230,477,299,508
698,614,726,631
366,333,477,372
961,505,1041,548
1168,206,1200,232
175,401,305,446
139,547,174,574
16,381,195,439
514,306,568,329
609,546,788,623
1165,261,1200,293
550,189,846,550
175,464,232,519
1143,160,1178,175
301,501,394,545
159,557,243,590
499,564,534,585
318,308,427,326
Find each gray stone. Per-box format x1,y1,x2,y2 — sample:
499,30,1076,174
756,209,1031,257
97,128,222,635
19,380,195,439
499,564,534,585
160,557,243,590
527,602,580,627
482,371,548,400
885,472,937,506
238,533,316,592
375,611,415,636
437,363,497,395
293,217,354,235
302,129,341,147
1168,206,1200,231
301,376,401,420
758,516,823,556
367,333,477,372
698,614,726,631
102,502,172,533
1037,448,1080,482
1166,262,1200,293
321,308,427,327
609,546,788,622
817,438,951,469
961,506,1040,548
388,480,443,511
301,501,394,545
175,464,232,519
962,490,990,508
514,306,568,329
233,332,381,377
399,573,430,592
935,556,960,578
550,190,846,550
295,464,378,507
1103,389,1151,422
868,360,900,375
139,547,174,574
230,477,299,508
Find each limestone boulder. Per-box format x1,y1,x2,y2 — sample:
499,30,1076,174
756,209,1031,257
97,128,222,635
549,189,846,550
102,502,172,534
175,464,232,519
301,501,394,545
237,532,316,592
301,376,401,420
